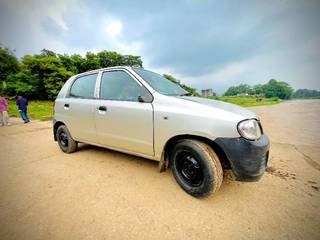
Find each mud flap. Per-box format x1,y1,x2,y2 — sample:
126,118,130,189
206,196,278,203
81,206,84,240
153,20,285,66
159,151,169,172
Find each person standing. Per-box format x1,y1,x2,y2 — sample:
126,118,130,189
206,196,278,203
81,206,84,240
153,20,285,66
0,95,11,126
15,96,30,124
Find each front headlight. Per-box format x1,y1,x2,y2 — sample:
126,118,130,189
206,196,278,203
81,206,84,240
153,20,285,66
237,119,262,140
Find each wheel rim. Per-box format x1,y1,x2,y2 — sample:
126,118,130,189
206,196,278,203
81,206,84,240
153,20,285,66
175,150,203,186
59,131,68,148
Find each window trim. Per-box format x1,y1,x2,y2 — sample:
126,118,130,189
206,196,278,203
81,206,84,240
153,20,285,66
67,72,99,99
98,69,153,102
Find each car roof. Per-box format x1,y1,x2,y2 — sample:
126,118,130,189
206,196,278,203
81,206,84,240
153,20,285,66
73,66,139,78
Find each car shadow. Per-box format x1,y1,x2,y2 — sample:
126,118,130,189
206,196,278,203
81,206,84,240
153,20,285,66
76,143,159,168
76,143,235,184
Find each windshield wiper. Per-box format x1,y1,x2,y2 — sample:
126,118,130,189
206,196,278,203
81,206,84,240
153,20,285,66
179,92,193,96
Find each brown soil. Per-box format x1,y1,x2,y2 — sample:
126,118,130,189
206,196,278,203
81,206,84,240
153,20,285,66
0,99,319,240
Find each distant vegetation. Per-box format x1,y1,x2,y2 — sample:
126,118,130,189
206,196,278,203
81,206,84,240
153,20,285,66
209,96,280,107
162,74,279,107
292,89,320,99
1,46,318,118
224,80,293,99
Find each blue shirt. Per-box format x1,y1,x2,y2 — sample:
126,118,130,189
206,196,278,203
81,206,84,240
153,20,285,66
16,97,28,111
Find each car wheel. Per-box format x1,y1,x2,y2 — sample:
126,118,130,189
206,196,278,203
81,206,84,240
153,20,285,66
56,125,77,153
171,139,223,197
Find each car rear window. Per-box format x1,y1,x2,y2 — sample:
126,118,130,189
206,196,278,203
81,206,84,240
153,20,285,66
69,73,98,98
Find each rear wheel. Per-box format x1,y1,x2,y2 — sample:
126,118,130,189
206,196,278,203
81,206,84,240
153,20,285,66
171,139,223,197
56,125,77,153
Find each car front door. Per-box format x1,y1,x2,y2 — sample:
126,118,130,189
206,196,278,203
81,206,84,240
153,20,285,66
94,69,154,157
63,73,98,143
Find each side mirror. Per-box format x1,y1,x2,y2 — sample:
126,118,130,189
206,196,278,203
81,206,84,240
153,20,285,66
138,95,145,102
138,87,153,103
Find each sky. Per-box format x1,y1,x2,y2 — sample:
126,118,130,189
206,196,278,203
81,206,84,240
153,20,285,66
0,0,319,94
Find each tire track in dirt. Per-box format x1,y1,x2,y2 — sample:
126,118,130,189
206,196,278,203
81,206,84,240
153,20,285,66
292,145,320,172
270,142,320,172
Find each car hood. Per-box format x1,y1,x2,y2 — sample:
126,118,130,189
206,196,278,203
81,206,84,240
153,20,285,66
178,96,257,119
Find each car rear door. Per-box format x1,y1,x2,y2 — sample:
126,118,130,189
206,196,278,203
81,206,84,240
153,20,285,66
94,69,154,157
62,73,98,143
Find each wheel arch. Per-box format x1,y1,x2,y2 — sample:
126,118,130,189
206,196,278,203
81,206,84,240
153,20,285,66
159,134,231,172
53,121,65,141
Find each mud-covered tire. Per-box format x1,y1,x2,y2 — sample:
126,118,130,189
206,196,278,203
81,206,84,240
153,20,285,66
56,125,77,153
171,139,223,197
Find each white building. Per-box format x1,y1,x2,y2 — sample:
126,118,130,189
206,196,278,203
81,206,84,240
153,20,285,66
201,89,214,97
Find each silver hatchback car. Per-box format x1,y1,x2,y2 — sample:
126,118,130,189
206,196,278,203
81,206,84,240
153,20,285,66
54,66,269,197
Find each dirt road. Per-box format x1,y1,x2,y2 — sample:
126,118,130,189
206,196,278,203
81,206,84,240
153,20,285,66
0,100,319,240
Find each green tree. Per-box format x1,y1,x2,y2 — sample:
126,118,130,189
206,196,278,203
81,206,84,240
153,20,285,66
224,84,252,96
21,55,61,99
1,48,143,99
224,80,293,99
40,49,57,57
97,51,143,68
44,67,74,99
0,46,20,90
6,70,39,97
58,54,79,73
223,86,237,96
122,55,143,67
83,52,100,71
292,89,320,99
254,84,264,95
97,51,122,67
69,54,87,73
263,79,293,99
20,53,75,99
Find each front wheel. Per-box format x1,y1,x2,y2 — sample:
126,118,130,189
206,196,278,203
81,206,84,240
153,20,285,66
56,125,77,153
171,139,223,197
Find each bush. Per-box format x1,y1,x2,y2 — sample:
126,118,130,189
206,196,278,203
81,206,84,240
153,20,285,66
1,49,144,100
6,71,39,97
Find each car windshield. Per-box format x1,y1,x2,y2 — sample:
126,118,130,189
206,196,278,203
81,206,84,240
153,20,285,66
133,68,189,96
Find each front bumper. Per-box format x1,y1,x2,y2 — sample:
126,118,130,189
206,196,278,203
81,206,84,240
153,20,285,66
215,134,270,181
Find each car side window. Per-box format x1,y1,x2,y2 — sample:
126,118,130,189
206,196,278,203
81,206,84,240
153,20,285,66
69,73,98,98
100,71,142,101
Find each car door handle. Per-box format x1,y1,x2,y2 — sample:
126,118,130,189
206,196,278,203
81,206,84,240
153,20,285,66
64,104,69,110
98,106,107,111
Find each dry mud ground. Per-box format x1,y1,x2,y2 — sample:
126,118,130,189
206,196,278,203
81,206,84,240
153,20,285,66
0,99,319,240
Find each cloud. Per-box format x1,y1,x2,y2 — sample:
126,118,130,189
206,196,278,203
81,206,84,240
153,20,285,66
0,0,320,94
183,42,320,95
105,19,123,38
0,0,70,55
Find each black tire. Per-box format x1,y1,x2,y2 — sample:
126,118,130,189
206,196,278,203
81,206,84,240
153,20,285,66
171,139,223,197
56,125,77,153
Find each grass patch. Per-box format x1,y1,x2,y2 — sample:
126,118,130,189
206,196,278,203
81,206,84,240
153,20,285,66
8,100,54,121
208,96,280,107
6,96,279,121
